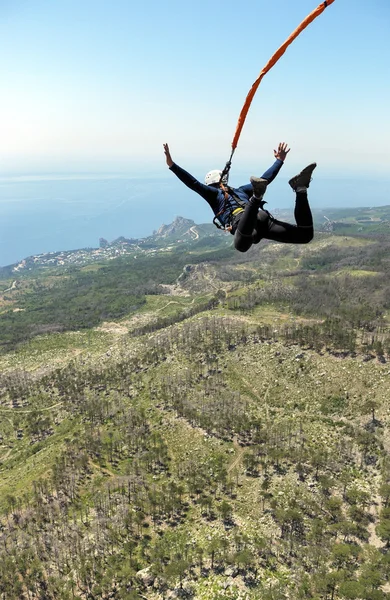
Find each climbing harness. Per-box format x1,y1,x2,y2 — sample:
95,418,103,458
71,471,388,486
212,183,247,231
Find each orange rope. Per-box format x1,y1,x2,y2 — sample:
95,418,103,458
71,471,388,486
231,0,336,151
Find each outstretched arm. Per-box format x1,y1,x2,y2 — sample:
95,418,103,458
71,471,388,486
163,143,219,205
262,142,290,182
237,142,290,198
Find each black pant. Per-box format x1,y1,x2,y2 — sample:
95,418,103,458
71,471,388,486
233,191,313,253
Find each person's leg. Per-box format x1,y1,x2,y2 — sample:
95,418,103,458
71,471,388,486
234,178,267,252
264,192,313,244
263,163,316,244
294,190,314,237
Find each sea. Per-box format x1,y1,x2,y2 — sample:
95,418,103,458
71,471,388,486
0,174,389,268
0,176,212,267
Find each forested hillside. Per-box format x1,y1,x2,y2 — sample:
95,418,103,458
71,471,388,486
0,211,390,599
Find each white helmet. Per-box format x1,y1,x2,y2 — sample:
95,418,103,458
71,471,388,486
204,169,222,186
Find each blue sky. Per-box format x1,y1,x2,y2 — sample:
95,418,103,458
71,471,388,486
0,0,389,180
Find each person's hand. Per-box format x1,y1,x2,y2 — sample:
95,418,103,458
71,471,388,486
274,142,290,161
163,143,173,168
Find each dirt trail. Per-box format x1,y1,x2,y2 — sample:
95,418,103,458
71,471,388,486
228,436,246,474
0,447,12,462
241,376,271,418
189,226,199,240
367,493,384,549
89,459,116,478
156,297,196,313
0,401,63,413
3,281,17,293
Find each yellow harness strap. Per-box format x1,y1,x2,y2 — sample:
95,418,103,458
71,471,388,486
232,207,244,216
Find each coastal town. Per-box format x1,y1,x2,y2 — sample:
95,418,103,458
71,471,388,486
10,217,210,272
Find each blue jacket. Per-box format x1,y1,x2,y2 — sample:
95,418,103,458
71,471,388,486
170,159,284,226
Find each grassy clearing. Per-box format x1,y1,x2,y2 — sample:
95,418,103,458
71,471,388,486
262,253,300,273
225,281,266,298
140,294,202,316
329,268,380,278
0,329,115,372
249,305,301,323
0,419,78,509
80,263,107,272
311,234,374,248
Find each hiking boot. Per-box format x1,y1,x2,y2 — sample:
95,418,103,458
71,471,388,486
289,163,317,191
250,177,268,199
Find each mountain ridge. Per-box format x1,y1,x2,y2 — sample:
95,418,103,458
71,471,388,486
3,205,390,273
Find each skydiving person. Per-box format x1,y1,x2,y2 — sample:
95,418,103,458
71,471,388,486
163,142,316,253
